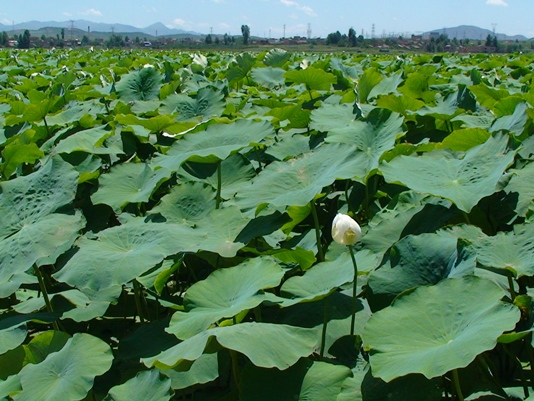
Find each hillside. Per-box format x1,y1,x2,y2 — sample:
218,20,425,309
423,25,528,41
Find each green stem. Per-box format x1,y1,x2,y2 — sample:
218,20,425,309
503,344,529,398
527,335,534,389
133,280,146,323
310,201,324,262
254,306,263,322
348,245,358,336
33,265,60,331
452,369,464,401
43,117,50,136
215,160,222,209
344,180,351,213
230,350,240,390
320,296,329,359
506,273,517,300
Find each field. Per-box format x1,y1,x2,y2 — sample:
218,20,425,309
1,47,534,400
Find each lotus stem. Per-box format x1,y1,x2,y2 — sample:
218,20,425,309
320,296,329,359
452,369,464,401
310,201,324,262
506,273,516,300
215,160,222,209
133,280,146,323
230,350,240,389
348,245,358,336
33,265,60,331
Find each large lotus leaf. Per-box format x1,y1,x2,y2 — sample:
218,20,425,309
162,353,218,390
167,257,284,339
239,359,351,401
279,252,355,306
505,162,534,217
15,333,113,401
251,67,286,89
1,142,43,180
152,119,274,171
376,94,424,115
263,48,291,67
489,102,528,136
193,206,250,257
144,323,318,370
436,128,491,152
285,67,337,91
367,233,475,311
368,72,403,100
235,143,368,211
53,218,206,291
22,330,71,365
362,276,520,382
103,370,172,401
358,68,383,103
324,108,404,178
161,87,224,122
0,213,85,291
0,375,21,400
310,103,358,136
54,125,123,155
471,223,534,278
116,66,163,101
45,103,104,127
380,134,515,212
0,326,26,354
0,157,78,237
91,163,171,212
150,181,216,223
176,154,256,200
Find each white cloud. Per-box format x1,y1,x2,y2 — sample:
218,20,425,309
486,0,508,6
280,0,317,17
80,8,103,17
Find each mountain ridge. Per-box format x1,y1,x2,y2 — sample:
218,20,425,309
423,25,528,41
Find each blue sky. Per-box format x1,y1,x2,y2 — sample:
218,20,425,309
1,0,532,38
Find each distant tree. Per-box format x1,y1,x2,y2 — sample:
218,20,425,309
215,36,220,45
81,35,90,46
485,34,493,47
17,29,31,49
326,30,342,45
241,24,250,45
0,31,8,46
61,28,65,40
348,27,357,47
492,36,498,48
205,34,213,44
106,34,124,48
224,33,230,45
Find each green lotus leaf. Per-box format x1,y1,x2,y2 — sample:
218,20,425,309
23,330,71,365
285,67,337,91
178,154,256,199
361,371,443,401
310,102,359,136
265,132,311,161
91,162,172,212
193,206,250,257
324,108,404,178
144,323,318,370
1,142,43,180
45,103,104,127
150,181,216,223
362,276,520,382
279,252,356,306
490,102,528,136
358,68,383,103
16,333,113,401
161,87,224,122
436,128,491,152
376,94,424,115
0,326,26,355
235,143,367,211
505,162,534,217
368,71,403,100
263,48,291,67
116,66,163,101
239,359,351,401
0,159,83,291
162,353,218,390
226,53,258,85
152,119,274,171
380,134,515,212
251,67,286,89
103,370,172,401
54,125,123,155
367,233,475,311
167,257,284,339
53,218,206,291
471,223,534,278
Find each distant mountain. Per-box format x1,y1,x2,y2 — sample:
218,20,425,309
0,19,200,37
423,25,528,41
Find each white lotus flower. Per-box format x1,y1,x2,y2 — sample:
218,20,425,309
331,213,361,246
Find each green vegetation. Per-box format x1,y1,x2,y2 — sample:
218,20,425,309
1,48,534,400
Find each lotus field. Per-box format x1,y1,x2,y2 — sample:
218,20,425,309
1,47,534,400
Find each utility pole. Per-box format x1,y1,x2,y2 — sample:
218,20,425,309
70,20,74,44
371,23,375,39
491,23,497,36
307,23,311,39
283,24,286,39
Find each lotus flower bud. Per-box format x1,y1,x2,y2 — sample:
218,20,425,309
331,213,361,246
